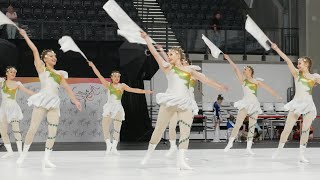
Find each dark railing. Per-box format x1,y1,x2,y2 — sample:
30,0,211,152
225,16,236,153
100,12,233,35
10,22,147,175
3,20,299,56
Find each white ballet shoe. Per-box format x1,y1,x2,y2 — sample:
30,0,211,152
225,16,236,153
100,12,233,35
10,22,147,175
16,141,23,155
105,139,112,155
224,137,235,152
165,140,177,157
177,149,193,170
111,140,120,155
272,142,285,159
245,140,255,155
141,144,156,165
16,144,31,167
299,145,309,163
42,149,56,168
1,144,14,158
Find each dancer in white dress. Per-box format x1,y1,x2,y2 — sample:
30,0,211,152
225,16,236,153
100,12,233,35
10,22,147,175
271,43,320,163
155,46,201,156
17,29,82,168
165,57,201,157
223,54,281,154
87,61,152,155
0,66,34,158
140,32,227,170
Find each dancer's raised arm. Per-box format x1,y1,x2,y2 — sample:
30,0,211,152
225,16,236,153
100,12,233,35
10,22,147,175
141,32,171,73
224,54,244,82
19,29,43,74
88,61,110,88
271,43,298,78
155,44,169,62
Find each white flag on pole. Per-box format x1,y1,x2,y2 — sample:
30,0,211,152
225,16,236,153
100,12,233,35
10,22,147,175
245,15,271,51
202,34,222,59
103,0,156,44
0,11,18,28
58,36,88,60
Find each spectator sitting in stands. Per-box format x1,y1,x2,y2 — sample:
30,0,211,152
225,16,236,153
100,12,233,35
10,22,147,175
210,11,222,47
6,5,18,39
226,113,235,139
239,117,261,142
293,121,314,141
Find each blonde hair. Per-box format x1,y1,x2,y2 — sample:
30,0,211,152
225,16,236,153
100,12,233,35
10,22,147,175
299,56,312,72
169,47,186,63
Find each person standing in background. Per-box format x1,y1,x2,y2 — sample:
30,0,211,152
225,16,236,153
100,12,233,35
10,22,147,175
212,94,224,142
210,11,222,47
6,5,18,39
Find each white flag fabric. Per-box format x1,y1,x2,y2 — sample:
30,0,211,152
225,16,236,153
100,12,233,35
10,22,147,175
245,15,271,51
103,0,156,44
58,36,88,60
202,34,222,59
0,11,18,28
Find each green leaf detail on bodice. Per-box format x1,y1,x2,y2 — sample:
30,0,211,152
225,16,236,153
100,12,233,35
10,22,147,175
172,66,191,88
244,79,257,96
109,84,123,100
189,78,196,88
2,81,17,99
298,72,315,95
46,68,62,85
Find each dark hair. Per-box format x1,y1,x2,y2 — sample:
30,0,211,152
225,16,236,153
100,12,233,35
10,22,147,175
4,66,17,79
217,94,224,101
110,70,121,77
299,56,312,72
41,49,54,61
246,65,254,77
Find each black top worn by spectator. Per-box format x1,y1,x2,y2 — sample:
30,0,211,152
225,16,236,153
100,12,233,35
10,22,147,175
211,12,221,31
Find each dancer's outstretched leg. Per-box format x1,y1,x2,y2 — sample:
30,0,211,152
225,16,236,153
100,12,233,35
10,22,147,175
246,112,258,155
102,116,112,155
111,113,123,155
272,112,298,159
11,119,23,154
0,118,14,158
17,107,46,167
224,109,247,152
166,118,178,157
42,108,59,168
298,112,314,163
141,106,175,165
176,109,193,170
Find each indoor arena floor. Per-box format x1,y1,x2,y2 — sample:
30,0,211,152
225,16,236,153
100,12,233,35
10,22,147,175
1,147,320,180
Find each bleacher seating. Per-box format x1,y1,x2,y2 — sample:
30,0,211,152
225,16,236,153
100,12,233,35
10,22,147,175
157,0,246,28
0,0,140,40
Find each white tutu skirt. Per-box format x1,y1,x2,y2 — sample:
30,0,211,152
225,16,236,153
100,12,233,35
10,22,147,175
0,102,23,123
156,93,193,111
284,99,317,119
28,92,61,116
102,103,125,121
234,99,262,115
